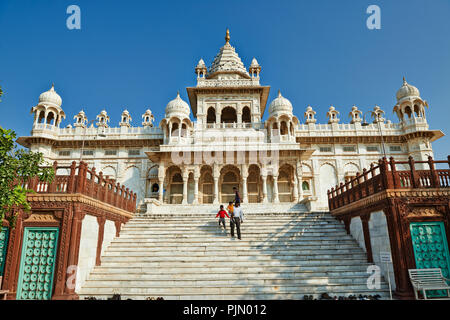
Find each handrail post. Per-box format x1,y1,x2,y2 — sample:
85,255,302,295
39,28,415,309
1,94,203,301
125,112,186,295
428,156,440,188
380,157,392,190
389,157,400,188
409,156,418,188
48,161,58,193
363,168,369,197
67,161,77,193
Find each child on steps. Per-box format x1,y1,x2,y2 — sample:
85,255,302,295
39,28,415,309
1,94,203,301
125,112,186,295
216,205,230,234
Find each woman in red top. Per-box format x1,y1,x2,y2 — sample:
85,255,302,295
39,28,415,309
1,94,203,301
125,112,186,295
216,205,230,233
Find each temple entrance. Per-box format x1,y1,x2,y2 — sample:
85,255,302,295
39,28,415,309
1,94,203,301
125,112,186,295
200,166,213,204
167,166,183,204
278,164,294,202
220,165,240,203
247,164,260,203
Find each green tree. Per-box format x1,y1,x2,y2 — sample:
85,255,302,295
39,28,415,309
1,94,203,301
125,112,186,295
0,127,55,230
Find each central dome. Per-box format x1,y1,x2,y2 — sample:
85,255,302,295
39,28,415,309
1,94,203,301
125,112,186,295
165,92,190,118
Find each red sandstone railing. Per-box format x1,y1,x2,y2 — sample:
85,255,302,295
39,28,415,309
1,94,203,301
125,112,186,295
25,161,137,212
328,156,450,211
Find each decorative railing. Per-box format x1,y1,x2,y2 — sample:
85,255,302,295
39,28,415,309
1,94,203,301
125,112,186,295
328,156,450,211
25,161,137,212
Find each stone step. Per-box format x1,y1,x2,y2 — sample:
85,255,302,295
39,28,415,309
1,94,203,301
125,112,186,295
79,292,389,300
79,284,390,295
97,258,371,268
111,236,354,242
87,271,375,280
100,253,368,262
81,276,380,287
105,248,364,255
90,264,374,274
108,242,362,254
110,239,359,246
121,225,343,231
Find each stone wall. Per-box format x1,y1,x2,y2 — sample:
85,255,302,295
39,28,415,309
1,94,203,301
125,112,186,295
102,220,116,256
75,214,99,293
369,210,396,291
349,217,366,253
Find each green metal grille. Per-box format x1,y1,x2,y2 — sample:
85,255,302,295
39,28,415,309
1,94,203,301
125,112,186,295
410,222,450,298
16,227,59,300
0,228,9,276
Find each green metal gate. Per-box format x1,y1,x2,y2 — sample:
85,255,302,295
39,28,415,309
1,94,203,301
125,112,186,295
0,228,9,276
410,222,450,298
16,227,59,300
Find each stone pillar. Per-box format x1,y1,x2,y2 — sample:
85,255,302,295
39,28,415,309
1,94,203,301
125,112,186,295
193,167,200,205
213,177,219,204
261,172,268,203
242,165,248,203
273,175,280,203
213,164,220,204
237,111,242,124
158,162,165,203
182,169,188,204
293,175,299,202
297,160,303,202
242,177,248,203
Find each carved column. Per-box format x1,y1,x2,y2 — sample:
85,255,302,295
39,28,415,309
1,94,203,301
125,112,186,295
261,173,268,203
158,162,165,203
293,175,299,203
64,203,85,299
3,209,25,299
193,167,200,205
182,169,188,205
95,216,106,266
273,175,280,203
242,165,248,203
361,214,374,263
384,200,415,299
213,164,220,204
297,160,303,202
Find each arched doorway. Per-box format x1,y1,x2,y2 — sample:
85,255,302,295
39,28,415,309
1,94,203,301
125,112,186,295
187,172,195,204
247,164,260,203
146,165,159,198
278,164,293,202
200,166,214,204
242,106,251,123
166,166,183,204
220,165,240,203
221,107,237,123
207,107,216,124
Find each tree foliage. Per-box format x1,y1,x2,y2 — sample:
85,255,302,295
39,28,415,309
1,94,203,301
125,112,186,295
0,127,54,230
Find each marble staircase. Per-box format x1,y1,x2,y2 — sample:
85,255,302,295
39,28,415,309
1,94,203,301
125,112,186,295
78,210,390,300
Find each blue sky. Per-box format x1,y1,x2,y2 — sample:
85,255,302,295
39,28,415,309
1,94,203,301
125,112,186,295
0,0,449,159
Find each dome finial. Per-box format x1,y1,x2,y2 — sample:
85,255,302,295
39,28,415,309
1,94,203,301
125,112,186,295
51,83,55,91
177,90,180,97
278,90,281,97
403,76,407,85
225,28,230,44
